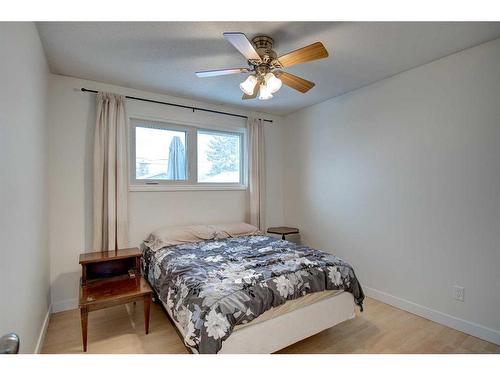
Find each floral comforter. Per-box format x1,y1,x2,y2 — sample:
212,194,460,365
142,235,364,354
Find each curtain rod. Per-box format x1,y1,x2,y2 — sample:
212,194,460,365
80,88,273,123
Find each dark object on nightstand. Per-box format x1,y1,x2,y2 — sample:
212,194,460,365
267,226,299,240
78,248,152,352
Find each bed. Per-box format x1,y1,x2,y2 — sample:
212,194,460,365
141,223,364,354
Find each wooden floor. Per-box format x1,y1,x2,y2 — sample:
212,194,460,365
42,297,499,354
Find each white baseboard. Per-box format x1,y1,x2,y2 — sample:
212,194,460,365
35,306,51,354
51,298,78,313
363,286,500,345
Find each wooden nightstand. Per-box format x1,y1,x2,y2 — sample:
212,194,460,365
78,248,152,352
267,226,300,240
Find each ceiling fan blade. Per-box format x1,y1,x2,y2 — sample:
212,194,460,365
196,68,249,78
223,32,262,62
242,83,258,100
275,71,315,93
277,42,329,68
242,92,257,100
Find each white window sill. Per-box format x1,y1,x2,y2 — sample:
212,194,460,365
129,184,247,192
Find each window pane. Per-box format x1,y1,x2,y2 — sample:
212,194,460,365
197,131,241,183
135,126,187,180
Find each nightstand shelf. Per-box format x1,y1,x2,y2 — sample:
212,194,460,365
78,248,152,352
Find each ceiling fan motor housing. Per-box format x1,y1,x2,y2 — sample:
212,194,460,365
252,35,277,63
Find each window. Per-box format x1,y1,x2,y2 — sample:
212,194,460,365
197,130,242,183
130,119,245,190
135,126,187,181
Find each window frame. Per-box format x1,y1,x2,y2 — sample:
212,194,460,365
129,117,247,191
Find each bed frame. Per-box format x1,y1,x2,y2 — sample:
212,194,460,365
158,291,356,354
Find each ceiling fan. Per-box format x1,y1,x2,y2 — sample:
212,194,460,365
195,32,329,100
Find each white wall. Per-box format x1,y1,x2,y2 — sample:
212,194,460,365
0,23,50,353
47,75,284,311
283,39,500,343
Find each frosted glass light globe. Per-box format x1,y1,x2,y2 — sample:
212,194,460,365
265,72,282,93
258,83,273,100
240,75,258,95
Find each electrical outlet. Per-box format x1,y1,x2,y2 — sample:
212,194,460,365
453,285,465,302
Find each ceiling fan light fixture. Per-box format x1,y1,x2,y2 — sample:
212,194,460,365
265,72,282,94
258,83,273,100
240,75,258,96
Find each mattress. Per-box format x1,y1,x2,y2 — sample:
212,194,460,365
233,289,343,331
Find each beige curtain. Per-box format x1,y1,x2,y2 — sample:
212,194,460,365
247,117,266,230
93,92,128,251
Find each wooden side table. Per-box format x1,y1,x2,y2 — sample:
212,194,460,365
78,248,152,352
267,226,299,240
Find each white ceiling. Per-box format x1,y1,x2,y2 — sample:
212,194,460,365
37,22,500,116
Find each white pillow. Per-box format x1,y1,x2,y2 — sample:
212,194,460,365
144,224,216,251
214,222,262,239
